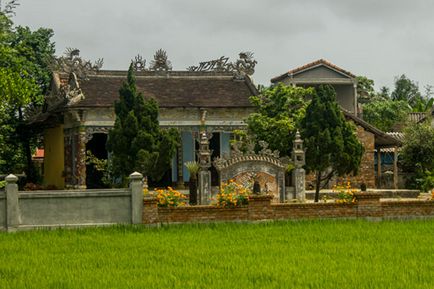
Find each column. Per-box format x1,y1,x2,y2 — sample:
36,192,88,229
171,152,178,184
129,172,144,224
393,146,398,189
64,129,74,188
353,82,358,117
5,174,19,232
74,127,87,189
377,148,381,188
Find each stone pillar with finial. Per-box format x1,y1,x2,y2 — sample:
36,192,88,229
292,130,306,202
197,109,212,205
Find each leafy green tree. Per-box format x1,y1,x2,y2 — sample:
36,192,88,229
106,65,179,186
0,8,55,180
400,123,434,191
356,76,376,103
377,86,390,100
362,99,411,131
391,74,423,107
245,83,314,156
301,85,363,202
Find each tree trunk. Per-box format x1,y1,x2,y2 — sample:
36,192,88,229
18,107,37,183
315,171,321,203
189,176,197,205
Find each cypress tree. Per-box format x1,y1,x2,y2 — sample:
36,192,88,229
301,85,363,202
106,65,179,186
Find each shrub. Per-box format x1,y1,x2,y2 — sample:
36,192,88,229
155,187,187,207
216,180,250,208
333,180,357,204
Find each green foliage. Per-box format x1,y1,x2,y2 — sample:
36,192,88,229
184,161,199,179
420,169,434,193
362,99,411,131
246,83,314,156
356,76,376,102
0,10,55,179
391,74,423,107
400,123,434,190
107,65,179,185
86,150,112,187
0,220,434,288
301,85,363,202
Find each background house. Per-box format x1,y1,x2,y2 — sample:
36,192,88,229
271,59,401,188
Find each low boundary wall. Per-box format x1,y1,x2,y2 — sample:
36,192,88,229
0,172,144,232
143,194,434,224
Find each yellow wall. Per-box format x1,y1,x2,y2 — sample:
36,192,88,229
43,125,65,188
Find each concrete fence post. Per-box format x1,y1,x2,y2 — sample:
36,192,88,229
5,174,19,232
129,172,144,224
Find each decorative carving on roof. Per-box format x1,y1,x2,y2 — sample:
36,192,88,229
149,49,172,71
213,137,290,171
187,56,230,72
187,51,257,79
131,54,147,71
52,48,103,80
229,52,257,79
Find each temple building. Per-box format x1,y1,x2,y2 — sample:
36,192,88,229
31,50,259,189
271,59,401,188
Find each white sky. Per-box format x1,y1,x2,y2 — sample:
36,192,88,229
11,0,434,91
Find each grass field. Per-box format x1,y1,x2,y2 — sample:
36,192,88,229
0,220,433,289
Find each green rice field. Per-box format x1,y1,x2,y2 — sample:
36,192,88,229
0,219,433,289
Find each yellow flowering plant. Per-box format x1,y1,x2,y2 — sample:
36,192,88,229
333,180,357,204
216,180,251,208
155,187,187,207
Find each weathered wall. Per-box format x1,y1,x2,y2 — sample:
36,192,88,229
143,193,434,225
0,192,5,230
334,85,355,114
43,125,65,188
351,125,376,188
382,201,434,219
18,190,131,228
3,172,144,231
305,124,376,190
292,66,348,79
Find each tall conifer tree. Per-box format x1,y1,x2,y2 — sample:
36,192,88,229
301,85,363,202
107,65,179,185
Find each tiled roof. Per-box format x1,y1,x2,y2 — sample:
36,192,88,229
69,71,258,108
408,112,427,123
271,59,356,83
343,110,402,147
386,132,404,141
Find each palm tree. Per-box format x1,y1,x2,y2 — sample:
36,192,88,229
184,161,199,205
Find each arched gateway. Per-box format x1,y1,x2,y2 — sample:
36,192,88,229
213,133,306,202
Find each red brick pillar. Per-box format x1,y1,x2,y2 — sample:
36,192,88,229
143,197,159,224
354,192,383,220
248,195,273,221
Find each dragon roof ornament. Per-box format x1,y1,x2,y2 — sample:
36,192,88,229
131,49,172,72
187,51,257,79
131,54,147,71
149,49,172,71
52,48,103,80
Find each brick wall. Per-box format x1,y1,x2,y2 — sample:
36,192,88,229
351,125,376,188
305,124,376,190
142,193,434,224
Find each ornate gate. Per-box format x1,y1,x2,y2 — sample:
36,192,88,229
213,132,306,203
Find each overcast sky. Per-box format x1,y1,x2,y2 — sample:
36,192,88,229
11,0,434,91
